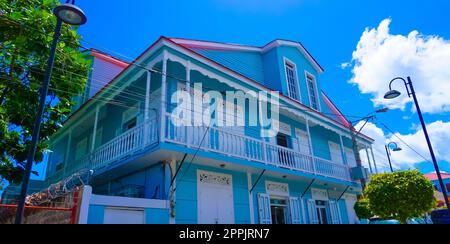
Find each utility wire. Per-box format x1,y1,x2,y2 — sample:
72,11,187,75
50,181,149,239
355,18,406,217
379,122,433,164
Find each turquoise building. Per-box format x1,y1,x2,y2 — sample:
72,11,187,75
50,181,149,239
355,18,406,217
43,37,377,224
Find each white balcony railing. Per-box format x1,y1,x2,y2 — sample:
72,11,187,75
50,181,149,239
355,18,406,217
164,114,352,181
64,114,352,182
65,117,158,175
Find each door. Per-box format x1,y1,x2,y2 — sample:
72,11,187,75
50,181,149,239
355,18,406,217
344,194,359,224
103,208,145,224
328,141,344,164
198,171,234,224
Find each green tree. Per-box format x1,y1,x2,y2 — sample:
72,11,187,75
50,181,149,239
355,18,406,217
354,197,373,220
0,0,90,184
364,170,435,224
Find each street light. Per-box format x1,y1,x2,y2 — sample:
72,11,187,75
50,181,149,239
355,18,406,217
385,142,402,173
349,107,388,188
384,76,450,214
14,0,86,224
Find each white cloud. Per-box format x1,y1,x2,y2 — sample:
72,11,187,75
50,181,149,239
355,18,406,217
347,18,450,114
356,121,450,172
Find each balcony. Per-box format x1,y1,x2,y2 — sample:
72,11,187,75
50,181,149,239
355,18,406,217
63,114,352,182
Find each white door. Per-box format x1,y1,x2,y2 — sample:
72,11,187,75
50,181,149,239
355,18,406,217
344,194,359,224
328,142,344,164
103,208,145,224
198,171,234,224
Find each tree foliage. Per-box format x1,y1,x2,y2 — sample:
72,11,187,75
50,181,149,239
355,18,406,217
0,0,90,184
364,170,436,224
354,197,373,220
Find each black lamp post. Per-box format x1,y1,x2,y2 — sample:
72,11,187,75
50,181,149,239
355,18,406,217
14,0,86,224
384,142,402,173
384,76,450,213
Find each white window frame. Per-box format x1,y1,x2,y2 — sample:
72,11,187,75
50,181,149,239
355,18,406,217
305,71,321,112
283,58,301,102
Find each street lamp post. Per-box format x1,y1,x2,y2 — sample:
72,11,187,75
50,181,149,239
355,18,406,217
14,1,86,224
384,142,402,173
349,107,388,188
384,76,450,213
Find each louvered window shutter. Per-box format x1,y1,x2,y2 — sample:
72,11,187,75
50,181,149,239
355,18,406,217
257,194,272,224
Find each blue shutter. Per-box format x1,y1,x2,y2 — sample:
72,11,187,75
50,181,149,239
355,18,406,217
288,197,302,224
307,199,319,224
257,193,272,224
328,201,341,224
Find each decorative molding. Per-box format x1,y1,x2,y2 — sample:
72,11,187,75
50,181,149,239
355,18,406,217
311,188,329,201
198,171,232,186
265,181,289,197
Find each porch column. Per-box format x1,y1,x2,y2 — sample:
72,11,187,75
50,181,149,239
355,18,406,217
305,117,316,174
370,146,378,174
62,130,72,176
90,105,100,152
185,60,192,147
339,135,347,165
247,172,255,224
365,146,373,174
144,70,152,146
160,50,168,143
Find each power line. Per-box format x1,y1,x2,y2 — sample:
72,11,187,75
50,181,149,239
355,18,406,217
379,122,433,164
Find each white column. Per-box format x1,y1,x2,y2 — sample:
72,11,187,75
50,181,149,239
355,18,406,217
339,135,347,165
144,70,152,146
305,117,316,173
365,146,373,174
185,60,192,147
247,172,255,224
90,105,100,152
370,146,378,174
160,50,168,143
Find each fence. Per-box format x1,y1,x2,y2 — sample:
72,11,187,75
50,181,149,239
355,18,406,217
0,188,82,224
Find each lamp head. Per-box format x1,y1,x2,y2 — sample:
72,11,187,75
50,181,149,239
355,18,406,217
54,3,87,26
393,147,403,152
384,90,401,100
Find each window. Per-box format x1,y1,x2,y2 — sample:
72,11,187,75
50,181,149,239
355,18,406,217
75,138,88,161
123,117,137,132
285,61,300,101
270,198,288,225
315,200,329,225
306,73,320,111
94,127,103,149
276,133,291,149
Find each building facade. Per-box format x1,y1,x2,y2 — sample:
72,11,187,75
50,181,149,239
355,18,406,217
43,37,377,224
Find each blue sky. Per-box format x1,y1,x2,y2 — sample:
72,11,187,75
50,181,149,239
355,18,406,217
28,0,450,182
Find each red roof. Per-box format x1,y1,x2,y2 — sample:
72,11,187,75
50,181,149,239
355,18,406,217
424,172,450,181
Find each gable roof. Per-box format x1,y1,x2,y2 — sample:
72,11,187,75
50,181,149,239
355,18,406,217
170,38,324,74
